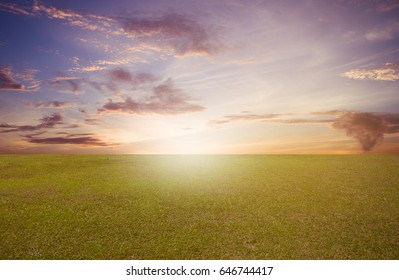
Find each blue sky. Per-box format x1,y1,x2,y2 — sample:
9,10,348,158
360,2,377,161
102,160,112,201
1,0,399,153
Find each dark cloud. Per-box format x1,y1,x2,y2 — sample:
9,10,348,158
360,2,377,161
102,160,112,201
0,123,16,129
109,68,157,84
0,113,63,133
0,66,25,91
39,113,63,128
119,12,219,56
25,132,116,146
98,78,204,115
100,97,139,113
110,68,133,82
331,112,399,151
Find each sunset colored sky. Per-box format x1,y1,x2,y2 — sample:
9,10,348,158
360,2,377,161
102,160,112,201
1,0,398,154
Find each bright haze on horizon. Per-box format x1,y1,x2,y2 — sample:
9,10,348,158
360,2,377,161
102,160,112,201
1,0,399,154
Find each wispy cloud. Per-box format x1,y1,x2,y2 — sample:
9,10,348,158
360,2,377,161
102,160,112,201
46,75,83,94
342,62,399,81
71,58,138,73
46,69,157,96
0,113,63,133
311,110,349,116
24,132,116,146
365,21,399,41
32,0,117,33
98,78,204,115
208,113,286,126
0,2,34,16
275,119,334,124
15,68,41,91
379,113,399,133
208,112,339,127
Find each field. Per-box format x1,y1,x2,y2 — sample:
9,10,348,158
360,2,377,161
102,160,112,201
0,154,398,259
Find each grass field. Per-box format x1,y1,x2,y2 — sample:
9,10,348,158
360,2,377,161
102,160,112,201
0,154,398,259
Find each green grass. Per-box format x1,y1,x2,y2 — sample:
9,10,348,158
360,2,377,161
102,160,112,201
0,154,398,259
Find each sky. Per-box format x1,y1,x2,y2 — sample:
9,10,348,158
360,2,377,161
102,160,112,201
0,0,399,154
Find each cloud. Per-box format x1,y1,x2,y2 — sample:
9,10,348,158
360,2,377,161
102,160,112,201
0,123,15,129
331,112,399,151
110,68,133,82
311,110,349,116
0,66,25,91
0,113,63,133
365,21,399,41
98,78,204,115
119,12,219,56
342,62,399,81
45,69,155,96
274,119,334,124
0,2,34,16
32,0,116,33
378,113,399,133
15,69,41,91
109,68,158,85
208,112,337,126
71,59,137,73
28,101,77,109
208,113,285,126
46,75,83,93
375,1,399,12
346,0,399,12
2,2,220,57
24,132,116,146
80,65,106,72
210,110,399,152
95,59,132,66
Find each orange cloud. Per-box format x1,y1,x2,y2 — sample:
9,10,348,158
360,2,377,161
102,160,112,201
342,62,399,81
